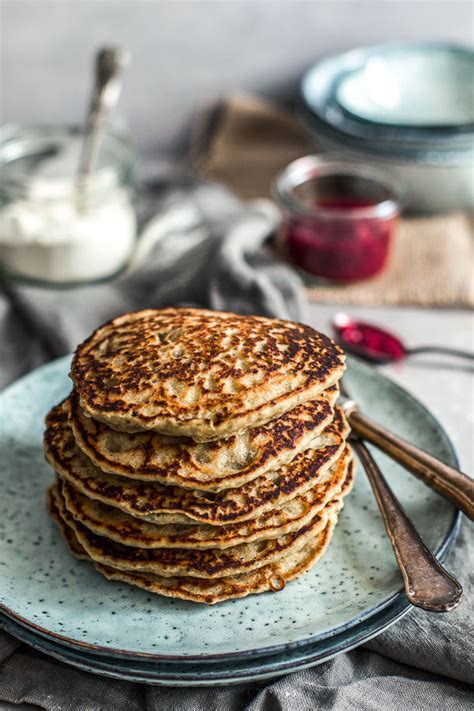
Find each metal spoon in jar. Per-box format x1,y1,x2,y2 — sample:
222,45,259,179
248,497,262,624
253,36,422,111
333,312,474,364
77,46,130,184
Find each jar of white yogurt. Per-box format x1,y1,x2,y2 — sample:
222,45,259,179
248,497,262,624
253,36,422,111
0,125,137,284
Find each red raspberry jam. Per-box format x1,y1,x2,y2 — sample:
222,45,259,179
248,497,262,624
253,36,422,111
275,157,399,283
333,313,406,361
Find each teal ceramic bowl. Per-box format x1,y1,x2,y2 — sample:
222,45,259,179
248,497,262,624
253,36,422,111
302,42,474,145
336,43,474,133
300,43,474,212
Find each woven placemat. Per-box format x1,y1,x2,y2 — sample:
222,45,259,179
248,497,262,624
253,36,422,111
192,92,474,307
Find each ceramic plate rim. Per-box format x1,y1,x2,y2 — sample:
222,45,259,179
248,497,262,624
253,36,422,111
0,355,461,664
0,597,416,686
1,512,459,671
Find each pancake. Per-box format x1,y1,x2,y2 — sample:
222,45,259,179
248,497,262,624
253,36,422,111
52,480,342,579
60,448,354,549
47,487,340,604
45,403,349,525
68,385,339,491
71,308,345,440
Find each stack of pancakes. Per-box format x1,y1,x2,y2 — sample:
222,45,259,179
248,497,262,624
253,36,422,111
44,308,354,604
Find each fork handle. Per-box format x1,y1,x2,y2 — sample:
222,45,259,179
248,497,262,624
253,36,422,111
345,407,474,520
352,439,463,612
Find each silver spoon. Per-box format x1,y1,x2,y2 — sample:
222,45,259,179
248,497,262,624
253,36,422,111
351,435,463,612
77,46,130,182
333,313,474,365
339,388,474,520
340,379,463,612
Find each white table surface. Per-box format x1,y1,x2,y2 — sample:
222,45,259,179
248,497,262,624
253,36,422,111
1,304,473,710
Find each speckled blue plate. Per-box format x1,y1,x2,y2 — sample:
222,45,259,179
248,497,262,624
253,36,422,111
0,356,460,667
0,596,415,685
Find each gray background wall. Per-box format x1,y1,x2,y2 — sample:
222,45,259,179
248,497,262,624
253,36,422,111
1,1,473,157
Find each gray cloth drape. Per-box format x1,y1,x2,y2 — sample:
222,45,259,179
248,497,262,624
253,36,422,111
0,181,472,710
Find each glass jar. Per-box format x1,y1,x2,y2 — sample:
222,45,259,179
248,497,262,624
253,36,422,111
274,155,399,283
0,124,137,284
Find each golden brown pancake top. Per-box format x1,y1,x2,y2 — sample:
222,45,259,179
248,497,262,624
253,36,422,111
71,308,345,440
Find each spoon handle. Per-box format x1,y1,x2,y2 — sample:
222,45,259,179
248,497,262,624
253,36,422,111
352,438,463,612
343,404,474,520
78,47,130,179
406,346,474,361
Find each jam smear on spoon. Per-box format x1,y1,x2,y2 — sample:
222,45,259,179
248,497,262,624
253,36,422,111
332,313,474,364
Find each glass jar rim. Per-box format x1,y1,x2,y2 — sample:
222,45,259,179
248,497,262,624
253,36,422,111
273,154,400,219
0,124,133,200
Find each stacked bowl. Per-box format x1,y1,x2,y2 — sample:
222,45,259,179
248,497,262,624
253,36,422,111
300,42,474,212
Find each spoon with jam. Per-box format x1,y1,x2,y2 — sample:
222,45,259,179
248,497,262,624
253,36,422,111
333,313,474,364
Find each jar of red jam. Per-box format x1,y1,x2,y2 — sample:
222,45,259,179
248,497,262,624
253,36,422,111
274,156,399,283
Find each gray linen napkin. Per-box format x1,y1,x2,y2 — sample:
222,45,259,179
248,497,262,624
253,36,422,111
0,180,472,710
